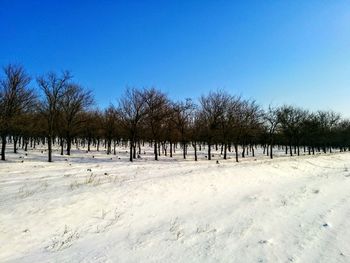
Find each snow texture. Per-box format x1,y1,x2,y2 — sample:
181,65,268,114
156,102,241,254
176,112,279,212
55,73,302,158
1,146,350,262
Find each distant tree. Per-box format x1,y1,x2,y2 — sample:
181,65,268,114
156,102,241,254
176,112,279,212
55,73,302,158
263,105,280,159
300,113,320,155
143,88,170,161
37,71,71,162
335,120,350,151
0,64,35,160
316,110,340,153
80,110,101,152
102,106,120,154
222,97,245,162
278,106,307,156
118,88,147,162
226,99,261,162
60,83,93,155
199,91,229,160
163,109,178,158
238,100,261,158
190,111,202,161
172,98,196,159
215,95,240,160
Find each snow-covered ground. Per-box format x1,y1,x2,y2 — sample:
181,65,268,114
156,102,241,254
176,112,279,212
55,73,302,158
1,146,350,262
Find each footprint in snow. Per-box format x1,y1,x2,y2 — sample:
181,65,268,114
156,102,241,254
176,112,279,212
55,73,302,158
281,199,287,206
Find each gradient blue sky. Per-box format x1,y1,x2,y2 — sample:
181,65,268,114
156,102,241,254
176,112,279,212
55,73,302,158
1,1,350,115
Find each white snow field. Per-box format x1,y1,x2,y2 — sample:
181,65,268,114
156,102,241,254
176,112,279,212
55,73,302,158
1,146,350,263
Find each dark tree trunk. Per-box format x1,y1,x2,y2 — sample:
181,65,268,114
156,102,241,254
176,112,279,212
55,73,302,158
48,136,52,162
297,145,300,156
67,137,71,155
60,137,64,155
87,137,91,152
183,142,186,159
107,139,111,155
208,142,211,160
194,142,197,161
270,144,273,159
223,143,227,160
133,143,136,159
129,140,133,162
1,135,6,161
234,144,239,162
13,137,18,153
154,140,158,160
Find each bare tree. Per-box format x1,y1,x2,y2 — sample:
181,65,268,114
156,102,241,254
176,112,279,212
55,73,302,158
263,105,280,159
0,64,35,160
60,83,93,155
118,88,147,162
80,110,102,152
102,105,120,155
316,110,340,153
278,106,308,156
199,91,230,160
190,111,202,161
37,71,71,162
2,61,350,163
143,88,170,160
172,98,196,159
300,112,320,155
220,95,241,160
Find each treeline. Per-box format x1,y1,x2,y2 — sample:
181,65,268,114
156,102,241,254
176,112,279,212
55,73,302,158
1,64,350,162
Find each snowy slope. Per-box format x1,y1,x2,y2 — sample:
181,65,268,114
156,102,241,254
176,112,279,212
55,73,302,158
1,148,350,262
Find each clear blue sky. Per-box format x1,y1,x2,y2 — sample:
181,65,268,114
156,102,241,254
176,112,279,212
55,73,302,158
1,1,350,115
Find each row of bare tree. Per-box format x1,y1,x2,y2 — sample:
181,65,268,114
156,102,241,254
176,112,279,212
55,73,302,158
1,64,350,162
